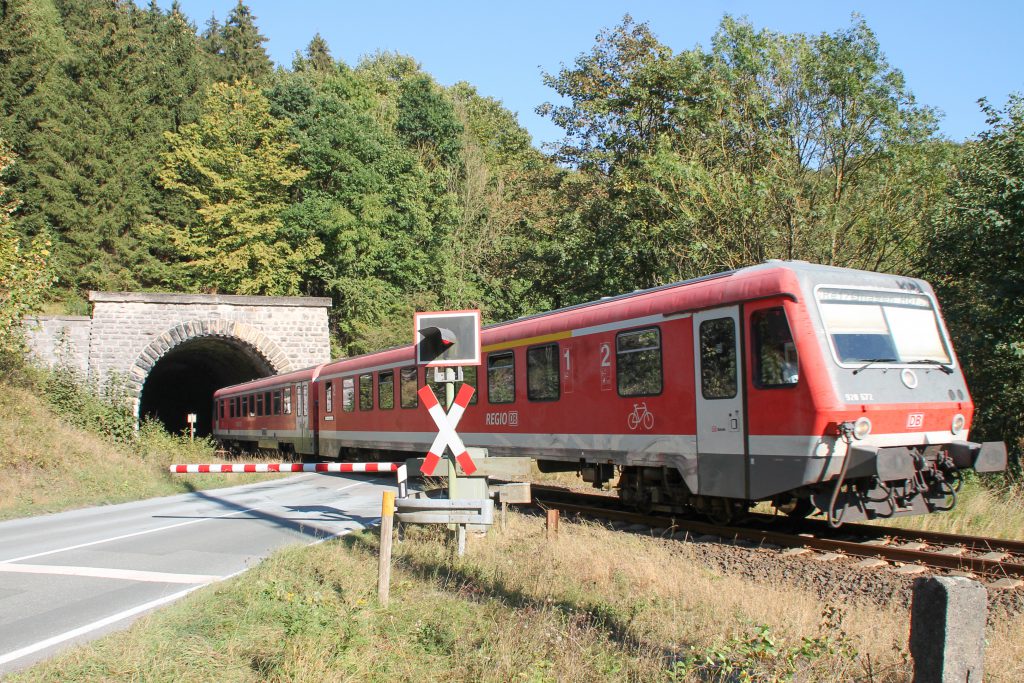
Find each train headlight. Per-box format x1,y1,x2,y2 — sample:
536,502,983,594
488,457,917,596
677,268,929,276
853,417,872,440
951,414,966,435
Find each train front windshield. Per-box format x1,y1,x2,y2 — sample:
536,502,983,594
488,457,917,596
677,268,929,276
816,287,952,365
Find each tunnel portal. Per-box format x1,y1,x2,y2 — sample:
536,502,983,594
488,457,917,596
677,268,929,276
138,337,274,437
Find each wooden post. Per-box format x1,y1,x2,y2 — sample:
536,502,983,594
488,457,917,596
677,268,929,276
546,509,559,539
378,491,395,606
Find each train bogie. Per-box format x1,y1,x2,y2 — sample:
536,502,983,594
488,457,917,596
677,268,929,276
211,261,1006,527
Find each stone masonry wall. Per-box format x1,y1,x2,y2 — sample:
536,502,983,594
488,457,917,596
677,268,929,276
23,316,92,376
25,292,332,415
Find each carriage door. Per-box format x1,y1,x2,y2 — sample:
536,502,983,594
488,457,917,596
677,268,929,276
296,382,311,454
693,307,746,497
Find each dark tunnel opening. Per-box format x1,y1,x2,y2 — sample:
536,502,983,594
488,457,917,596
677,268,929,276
138,337,274,436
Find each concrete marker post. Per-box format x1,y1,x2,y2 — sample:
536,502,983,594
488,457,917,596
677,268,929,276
378,491,396,606
909,576,987,683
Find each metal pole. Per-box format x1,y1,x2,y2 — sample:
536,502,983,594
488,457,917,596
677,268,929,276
378,491,395,606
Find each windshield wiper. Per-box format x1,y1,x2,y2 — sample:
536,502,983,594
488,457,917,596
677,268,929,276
907,359,955,375
852,358,898,375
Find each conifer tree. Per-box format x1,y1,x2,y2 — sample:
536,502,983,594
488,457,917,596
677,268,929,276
305,33,334,73
221,1,272,84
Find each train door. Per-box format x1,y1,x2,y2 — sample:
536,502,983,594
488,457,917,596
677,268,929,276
309,380,320,457
693,306,746,498
296,382,311,454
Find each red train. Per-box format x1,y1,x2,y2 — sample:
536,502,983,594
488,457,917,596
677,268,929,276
212,261,1007,525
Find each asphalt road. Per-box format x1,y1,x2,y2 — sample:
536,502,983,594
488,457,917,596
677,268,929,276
0,473,395,676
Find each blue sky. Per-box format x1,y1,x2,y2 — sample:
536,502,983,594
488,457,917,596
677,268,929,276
161,1,1023,148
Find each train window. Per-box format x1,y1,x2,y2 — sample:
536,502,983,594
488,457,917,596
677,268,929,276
256,392,264,416
325,381,333,413
616,328,662,397
463,366,478,404
700,318,737,399
752,308,799,388
273,390,282,415
379,371,394,410
359,374,372,411
283,388,292,415
426,366,479,405
488,351,515,404
342,377,355,412
218,401,224,419
400,367,418,408
229,398,236,418
527,344,560,401
816,288,951,365
241,395,248,417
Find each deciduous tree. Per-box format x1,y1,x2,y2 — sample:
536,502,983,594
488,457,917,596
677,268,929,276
157,81,320,295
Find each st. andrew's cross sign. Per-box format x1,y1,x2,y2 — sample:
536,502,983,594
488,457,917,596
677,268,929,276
414,310,481,475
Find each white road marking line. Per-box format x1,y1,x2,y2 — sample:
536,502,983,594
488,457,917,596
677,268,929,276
0,480,381,670
0,585,203,667
0,505,269,565
0,480,368,565
0,564,222,584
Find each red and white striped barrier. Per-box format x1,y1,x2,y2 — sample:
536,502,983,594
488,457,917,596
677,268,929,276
169,462,400,474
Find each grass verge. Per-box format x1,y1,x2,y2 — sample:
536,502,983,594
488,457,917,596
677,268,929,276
0,380,284,520
10,511,1023,682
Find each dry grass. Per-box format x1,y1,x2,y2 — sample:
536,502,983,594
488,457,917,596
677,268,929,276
0,382,285,520
11,510,1022,682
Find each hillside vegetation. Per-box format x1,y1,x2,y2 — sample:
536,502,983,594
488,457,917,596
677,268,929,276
0,369,283,520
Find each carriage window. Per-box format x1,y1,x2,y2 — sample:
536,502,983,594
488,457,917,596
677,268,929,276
265,391,272,416
325,381,333,413
257,392,266,416
342,377,355,412
218,401,224,419
463,366,478,404
527,344,560,401
273,390,282,415
426,366,479,404
617,327,662,396
359,374,373,410
379,371,394,410
283,387,292,415
229,397,236,418
752,308,799,388
700,318,737,399
400,367,418,408
487,351,516,404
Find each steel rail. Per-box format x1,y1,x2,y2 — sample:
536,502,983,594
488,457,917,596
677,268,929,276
529,488,1024,578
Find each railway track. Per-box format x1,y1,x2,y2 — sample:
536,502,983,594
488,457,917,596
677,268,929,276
527,484,1024,585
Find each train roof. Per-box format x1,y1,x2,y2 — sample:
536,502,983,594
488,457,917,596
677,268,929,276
214,261,933,391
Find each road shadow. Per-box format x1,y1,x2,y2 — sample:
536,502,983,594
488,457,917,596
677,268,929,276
152,477,386,541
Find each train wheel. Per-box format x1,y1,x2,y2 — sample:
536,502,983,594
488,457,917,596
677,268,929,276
776,497,814,519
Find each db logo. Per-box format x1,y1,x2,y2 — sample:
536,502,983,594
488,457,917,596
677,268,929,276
906,413,925,429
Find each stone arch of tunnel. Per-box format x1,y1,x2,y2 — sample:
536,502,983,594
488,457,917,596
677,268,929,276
134,323,288,437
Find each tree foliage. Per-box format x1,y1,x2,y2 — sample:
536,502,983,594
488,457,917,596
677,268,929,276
926,96,1024,467
157,81,320,295
0,140,53,358
538,15,945,302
